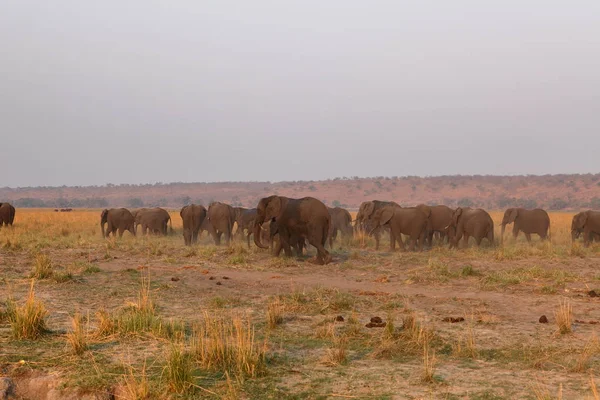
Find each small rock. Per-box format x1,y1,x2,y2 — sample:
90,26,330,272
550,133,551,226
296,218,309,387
370,316,383,324
216,281,222,286
335,316,344,322
539,315,549,323
589,290,598,297
365,322,387,328
171,277,180,282
442,317,465,323
222,276,230,280
209,276,216,280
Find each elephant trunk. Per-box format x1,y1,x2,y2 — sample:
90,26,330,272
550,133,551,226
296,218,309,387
254,222,269,249
101,222,105,238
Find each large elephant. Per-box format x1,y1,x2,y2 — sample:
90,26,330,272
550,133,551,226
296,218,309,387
571,211,600,247
234,207,257,248
327,206,353,248
180,204,207,246
207,202,235,245
100,208,136,238
253,196,331,264
355,200,399,249
501,208,550,244
132,207,172,235
415,204,453,246
369,204,428,251
0,203,16,226
447,207,494,249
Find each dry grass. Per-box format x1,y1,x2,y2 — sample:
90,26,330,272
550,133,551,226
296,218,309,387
420,334,436,383
30,253,53,279
570,335,599,373
66,312,89,355
120,361,151,400
192,312,266,379
6,280,48,340
266,297,284,329
163,343,194,394
323,333,348,366
555,298,573,335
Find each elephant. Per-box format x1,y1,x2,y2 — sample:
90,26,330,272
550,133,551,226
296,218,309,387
0,203,16,226
447,207,494,249
253,196,331,265
199,216,218,241
416,204,453,246
132,207,172,235
327,206,353,248
180,204,207,246
207,202,235,245
369,204,428,251
355,200,399,249
571,211,600,247
501,208,550,244
268,219,306,256
234,207,258,248
100,208,136,238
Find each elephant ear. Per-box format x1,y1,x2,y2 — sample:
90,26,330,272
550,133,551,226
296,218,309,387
577,212,589,229
508,208,519,224
265,196,283,221
379,207,394,226
452,208,463,226
364,201,375,217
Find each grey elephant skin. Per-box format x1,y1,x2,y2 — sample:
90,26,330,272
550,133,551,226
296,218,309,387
268,219,306,256
0,202,15,226
355,200,399,250
370,204,428,251
501,208,550,244
207,202,235,245
253,196,331,265
100,208,136,238
180,204,207,246
327,207,353,248
448,207,494,248
416,204,452,246
571,211,600,246
234,207,258,248
132,207,172,235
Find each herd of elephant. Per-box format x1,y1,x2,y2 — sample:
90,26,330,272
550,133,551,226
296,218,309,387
97,197,600,265
0,197,599,266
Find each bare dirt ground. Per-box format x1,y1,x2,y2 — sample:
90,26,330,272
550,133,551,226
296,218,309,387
1,210,600,399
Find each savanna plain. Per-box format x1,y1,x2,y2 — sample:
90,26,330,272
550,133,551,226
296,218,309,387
2,210,600,399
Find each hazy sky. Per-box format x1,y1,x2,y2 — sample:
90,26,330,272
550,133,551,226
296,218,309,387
1,1,599,187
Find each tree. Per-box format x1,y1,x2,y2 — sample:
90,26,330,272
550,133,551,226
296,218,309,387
128,198,145,208
332,200,341,207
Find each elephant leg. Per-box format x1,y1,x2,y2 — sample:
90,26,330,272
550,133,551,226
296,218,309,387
475,236,483,247
246,232,251,248
374,230,381,250
395,233,405,252
525,233,532,243
389,230,396,251
584,229,591,247
118,227,125,238
512,227,519,241
463,234,470,248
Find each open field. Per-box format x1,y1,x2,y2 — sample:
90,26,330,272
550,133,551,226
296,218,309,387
2,209,600,399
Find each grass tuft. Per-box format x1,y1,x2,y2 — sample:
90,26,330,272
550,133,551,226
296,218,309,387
7,280,48,340
66,312,89,355
30,253,53,279
555,298,573,335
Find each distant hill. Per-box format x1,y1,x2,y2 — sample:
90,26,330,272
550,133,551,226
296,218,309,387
2,174,600,210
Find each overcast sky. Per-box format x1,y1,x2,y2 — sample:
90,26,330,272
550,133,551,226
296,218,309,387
1,1,599,187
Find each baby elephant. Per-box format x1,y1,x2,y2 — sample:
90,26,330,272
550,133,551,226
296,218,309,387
501,208,550,244
447,207,494,249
